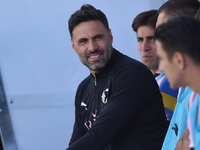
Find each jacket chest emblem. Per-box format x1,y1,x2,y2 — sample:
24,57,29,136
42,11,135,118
81,102,87,110
101,88,109,104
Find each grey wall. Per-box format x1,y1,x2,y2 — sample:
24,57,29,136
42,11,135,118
0,0,164,150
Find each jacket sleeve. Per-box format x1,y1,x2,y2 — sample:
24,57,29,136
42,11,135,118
66,63,161,150
68,86,86,146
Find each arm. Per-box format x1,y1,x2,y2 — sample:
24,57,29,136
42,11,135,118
176,128,191,150
67,63,160,150
68,86,86,146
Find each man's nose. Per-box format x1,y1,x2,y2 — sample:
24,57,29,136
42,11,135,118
142,40,150,52
88,40,98,52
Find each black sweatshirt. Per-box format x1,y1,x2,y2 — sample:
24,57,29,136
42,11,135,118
67,49,168,150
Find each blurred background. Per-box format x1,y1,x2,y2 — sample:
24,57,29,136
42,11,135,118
0,0,166,149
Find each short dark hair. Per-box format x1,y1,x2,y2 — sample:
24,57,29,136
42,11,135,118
132,10,158,32
155,16,200,64
68,4,109,38
158,0,200,19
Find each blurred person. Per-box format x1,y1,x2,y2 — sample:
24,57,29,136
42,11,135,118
156,0,200,149
156,16,200,150
66,4,168,150
156,0,200,27
132,10,178,122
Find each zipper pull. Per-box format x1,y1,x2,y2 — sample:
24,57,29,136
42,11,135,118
95,78,97,86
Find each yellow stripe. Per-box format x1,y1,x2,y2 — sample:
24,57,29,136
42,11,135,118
161,92,177,111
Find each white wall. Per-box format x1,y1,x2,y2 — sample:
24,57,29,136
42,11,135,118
0,0,164,149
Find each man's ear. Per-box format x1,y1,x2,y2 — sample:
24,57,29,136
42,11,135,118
173,52,186,70
108,29,113,44
70,39,77,54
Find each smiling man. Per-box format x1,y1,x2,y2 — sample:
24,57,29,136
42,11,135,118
71,20,113,76
67,4,168,150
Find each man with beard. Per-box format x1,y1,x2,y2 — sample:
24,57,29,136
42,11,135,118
66,4,168,150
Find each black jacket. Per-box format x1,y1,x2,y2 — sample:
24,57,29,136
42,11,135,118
67,49,168,150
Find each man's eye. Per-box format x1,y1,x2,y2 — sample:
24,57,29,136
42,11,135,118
96,36,103,40
149,38,156,42
137,39,142,42
79,39,86,44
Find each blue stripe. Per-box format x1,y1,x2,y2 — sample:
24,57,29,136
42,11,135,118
159,76,178,98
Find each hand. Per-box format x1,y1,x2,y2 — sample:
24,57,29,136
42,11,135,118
176,128,190,150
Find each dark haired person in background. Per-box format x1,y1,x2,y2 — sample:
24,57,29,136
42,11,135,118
132,10,178,123
132,10,159,76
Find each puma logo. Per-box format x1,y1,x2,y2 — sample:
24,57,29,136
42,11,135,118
172,123,178,136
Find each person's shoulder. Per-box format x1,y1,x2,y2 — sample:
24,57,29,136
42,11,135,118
110,52,154,83
117,53,151,75
114,49,145,67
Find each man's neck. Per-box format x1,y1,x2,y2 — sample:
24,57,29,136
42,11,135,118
186,63,200,93
151,68,159,75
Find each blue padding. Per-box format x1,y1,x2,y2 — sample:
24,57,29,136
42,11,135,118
159,76,178,98
164,107,173,121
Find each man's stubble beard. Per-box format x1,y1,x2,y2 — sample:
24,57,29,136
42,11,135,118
79,45,113,72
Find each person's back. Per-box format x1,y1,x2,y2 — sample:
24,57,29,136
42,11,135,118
103,50,168,149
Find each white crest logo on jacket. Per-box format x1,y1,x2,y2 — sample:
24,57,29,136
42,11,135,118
101,88,109,104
